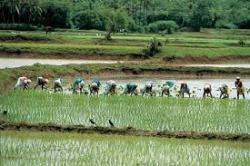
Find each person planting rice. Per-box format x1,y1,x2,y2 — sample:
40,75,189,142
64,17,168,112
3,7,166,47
203,83,212,98
34,77,49,90
72,78,85,94
142,81,154,96
219,84,230,99
123,83,138,96
161,84,170,97
89,79,101,95
235,77,245,99
105,80,117,95
161,81,175,97
14,76,32,90
179,82,190,98
54,78,63,93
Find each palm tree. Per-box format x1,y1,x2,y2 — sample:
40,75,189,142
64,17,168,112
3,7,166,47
7,0,21,23
20,0,42,24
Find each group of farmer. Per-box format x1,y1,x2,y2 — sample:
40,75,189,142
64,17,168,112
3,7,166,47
14,76,247,99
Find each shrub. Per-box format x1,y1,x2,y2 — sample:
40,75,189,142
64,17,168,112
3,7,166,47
238,39,246,47
147,20,179,34
142,38,162,57
215,20,238,29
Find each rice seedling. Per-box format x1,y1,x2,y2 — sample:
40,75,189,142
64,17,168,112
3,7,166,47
0,91,249,134
1,131,250,166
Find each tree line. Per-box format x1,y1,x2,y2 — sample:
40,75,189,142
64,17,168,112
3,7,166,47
0,0,249,33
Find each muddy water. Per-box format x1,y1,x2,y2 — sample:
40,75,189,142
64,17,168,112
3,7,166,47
57,78,250,99
0,58,121,69
187,64,250,68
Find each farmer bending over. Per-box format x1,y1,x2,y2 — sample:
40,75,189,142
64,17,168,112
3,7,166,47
54,78,63,93
14,77,32,90
72,78,85,94
89,79,101,95
124,83,138,96
105,80,117,95
142,81,154,96
161,84,170,97
34,77,49,90
203,83,212,98
235,77,245,99
180,82,190,98
219,84,229,99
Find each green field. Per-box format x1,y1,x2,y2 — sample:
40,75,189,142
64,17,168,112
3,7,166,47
0,29,250,59
1,91,249,134
1,131,249,166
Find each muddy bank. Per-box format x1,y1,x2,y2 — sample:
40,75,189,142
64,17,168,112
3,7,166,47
162,55,250,64
0,52,142,61
0,120,249,141
1,52,250,64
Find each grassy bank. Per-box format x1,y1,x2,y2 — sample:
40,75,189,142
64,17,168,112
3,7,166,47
0,29,249,61
1,91,249,133
1,63,250,94
1,131,250,165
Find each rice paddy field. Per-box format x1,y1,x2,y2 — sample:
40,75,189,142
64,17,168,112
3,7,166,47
1,91,250,134
1,28,250,59
1,131,250,166
1,28,250,165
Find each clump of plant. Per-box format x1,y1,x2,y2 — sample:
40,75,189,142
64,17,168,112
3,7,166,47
142,38,162,57
238,39,246,47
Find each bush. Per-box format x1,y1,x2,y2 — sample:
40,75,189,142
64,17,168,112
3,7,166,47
142,38,162,57
0,24,38,31
147,20,179,34
215,20,238,29
71,10,105,30
237,20,250,29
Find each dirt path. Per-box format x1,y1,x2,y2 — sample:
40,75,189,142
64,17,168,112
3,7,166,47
1,120,249,141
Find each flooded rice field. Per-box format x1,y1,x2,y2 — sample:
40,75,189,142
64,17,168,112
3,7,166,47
187,64,250,68
56,78,250,99
0,58,249,69
0,58,121,69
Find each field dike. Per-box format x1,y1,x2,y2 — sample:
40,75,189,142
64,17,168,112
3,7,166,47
1,53,250,64
0,120,249,142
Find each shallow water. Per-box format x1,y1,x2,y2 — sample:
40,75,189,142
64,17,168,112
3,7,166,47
187,64,250,68
54,78,250,99
0,58,121,69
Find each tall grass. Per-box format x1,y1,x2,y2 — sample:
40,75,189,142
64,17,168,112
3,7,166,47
1,91,249,133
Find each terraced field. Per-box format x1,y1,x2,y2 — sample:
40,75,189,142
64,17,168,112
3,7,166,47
1,29,249,61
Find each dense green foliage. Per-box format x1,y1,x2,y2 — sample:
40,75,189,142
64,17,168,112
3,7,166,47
0,0,249,32
147,20,179,34
1,131,250,165
1,91,250,133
